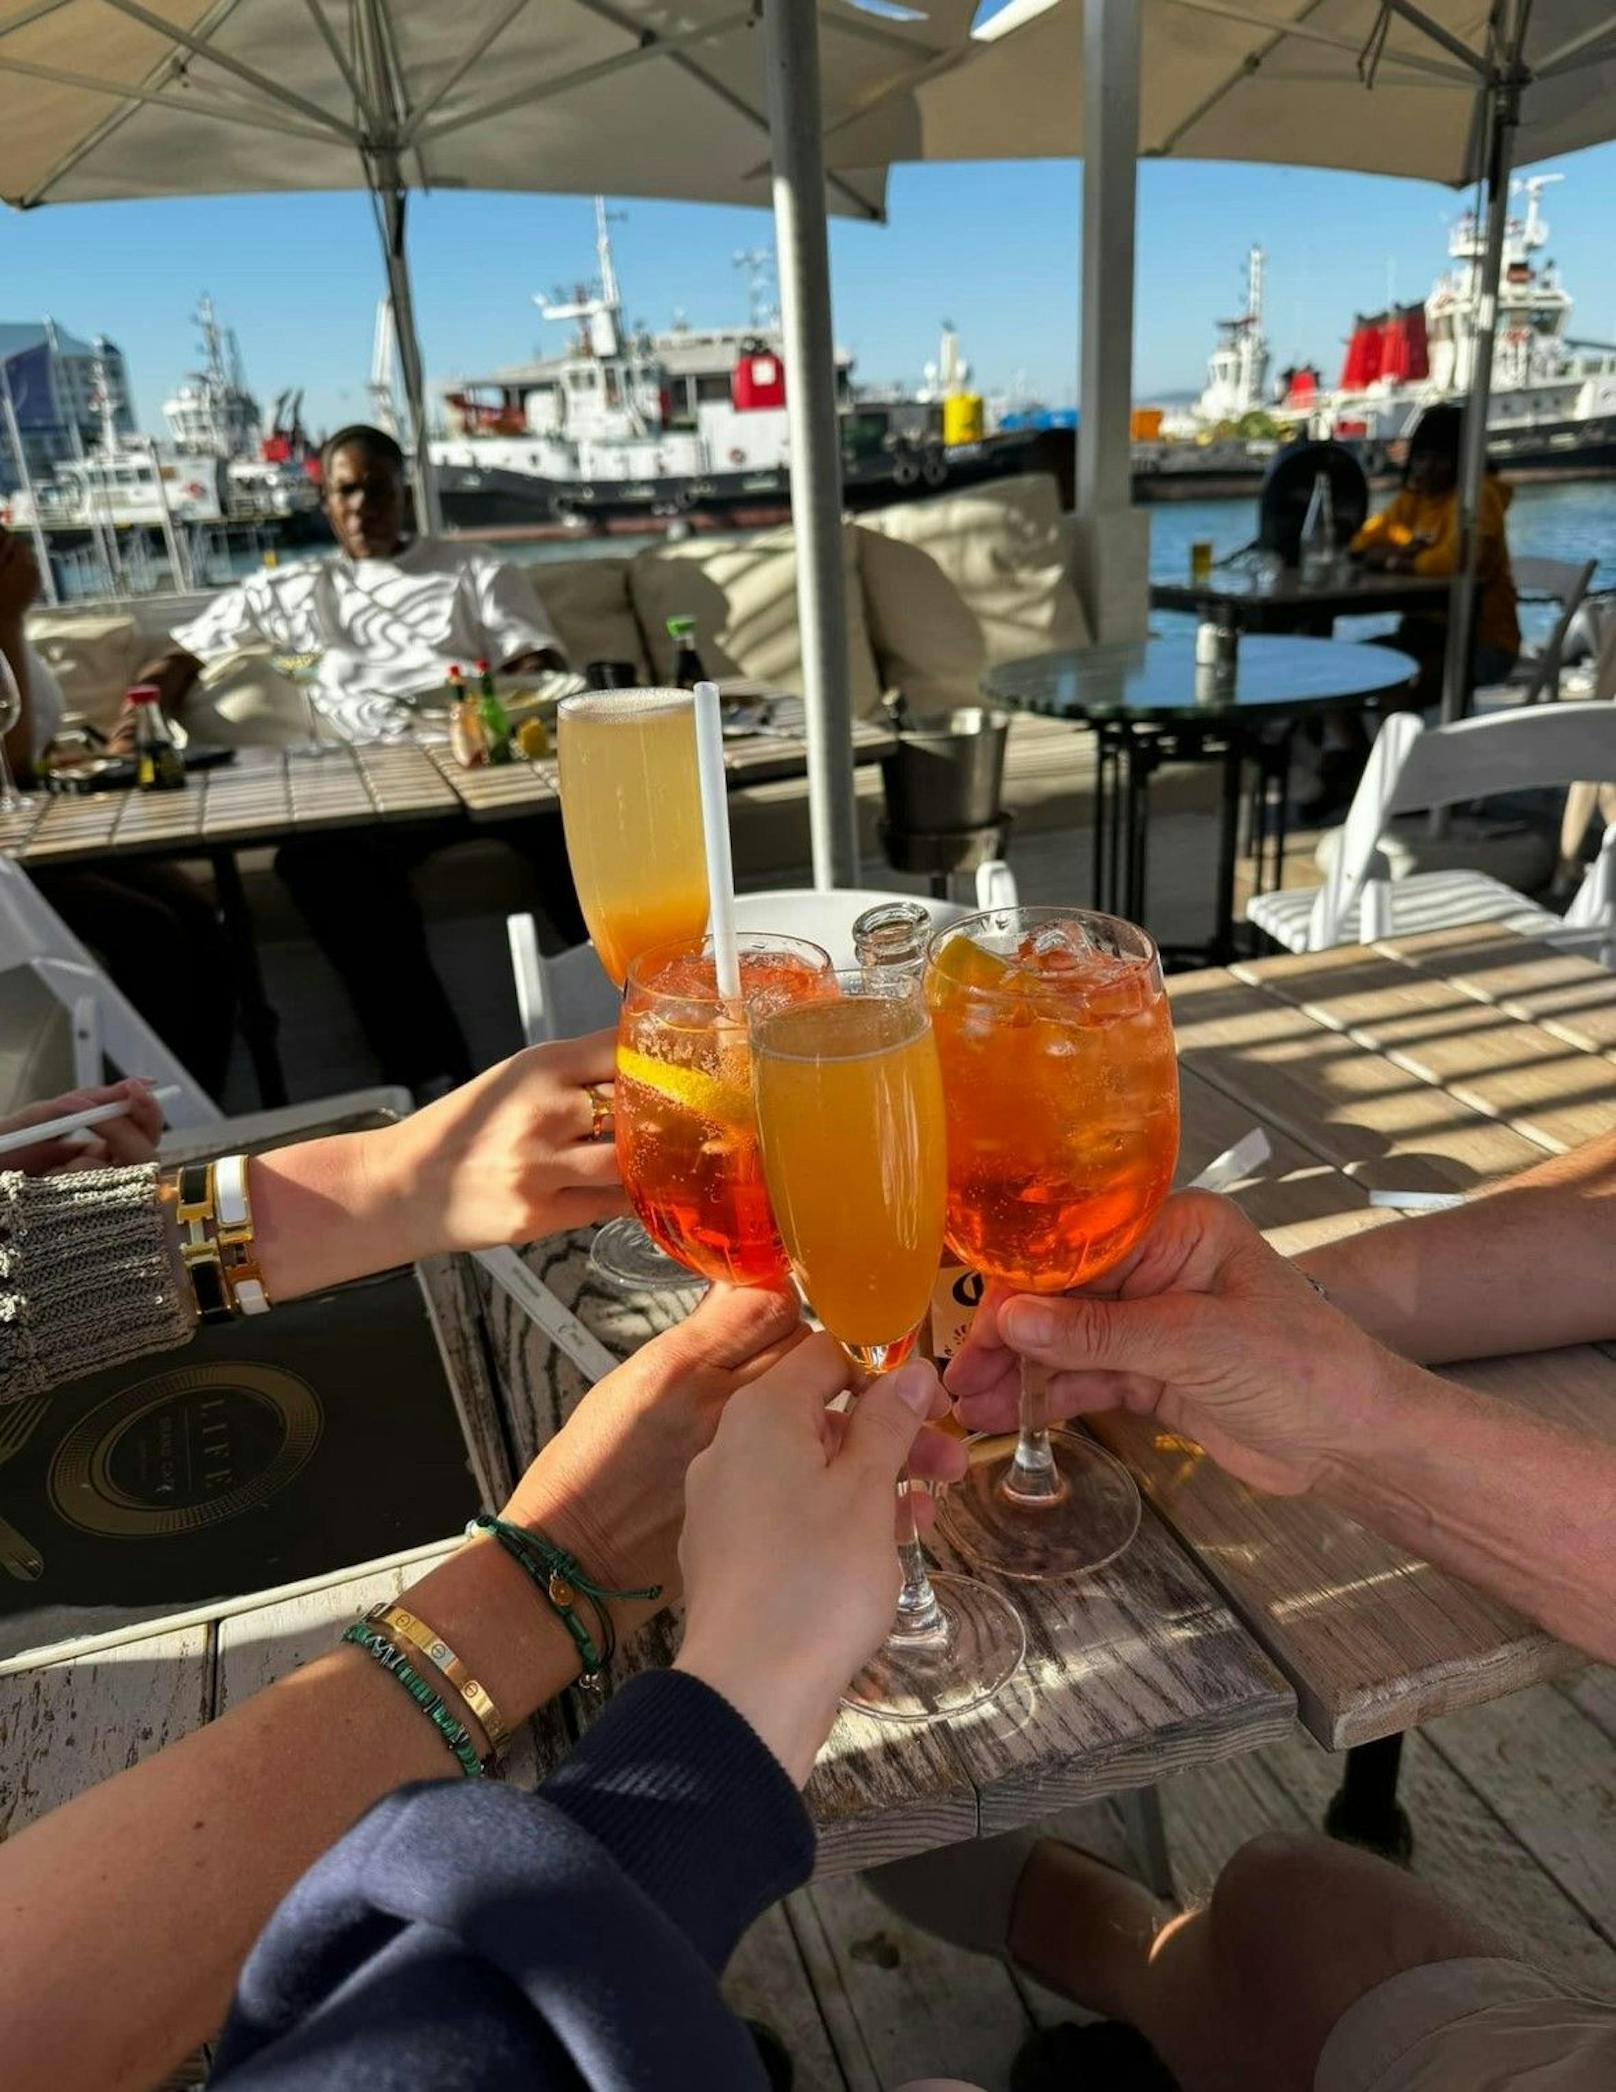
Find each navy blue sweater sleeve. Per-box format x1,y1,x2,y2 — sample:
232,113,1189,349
209,1669,816,2090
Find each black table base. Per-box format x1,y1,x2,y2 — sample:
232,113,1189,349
1324,1735,1415,1866
1089,720,1294,967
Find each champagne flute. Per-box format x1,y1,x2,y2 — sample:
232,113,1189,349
557,688,714,1292
751,968,1025,1722
926,907,1180,1581
271,650,330,758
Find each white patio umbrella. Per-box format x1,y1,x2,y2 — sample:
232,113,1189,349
0,0,981,884
828,0,1616,716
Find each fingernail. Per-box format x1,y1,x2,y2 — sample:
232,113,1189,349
1004,1300,1054,1347
891,1362,939,1416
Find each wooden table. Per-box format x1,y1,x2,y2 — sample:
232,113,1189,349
0,721,895,1106
3,925,1610,1894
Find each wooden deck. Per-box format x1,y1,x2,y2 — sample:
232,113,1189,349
725,1671,1616,2090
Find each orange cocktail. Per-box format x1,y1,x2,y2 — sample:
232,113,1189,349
615,934,832,1286
929,916,1179,1293
926,906,1179,1580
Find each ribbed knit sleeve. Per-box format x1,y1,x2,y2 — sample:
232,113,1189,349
0,1164,195,1402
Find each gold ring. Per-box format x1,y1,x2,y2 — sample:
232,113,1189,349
586,1083,614,1140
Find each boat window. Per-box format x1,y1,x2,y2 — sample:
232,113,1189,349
604,366,622,407
695,372,731,402
566,367,598,392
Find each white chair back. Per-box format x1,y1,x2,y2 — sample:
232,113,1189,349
974,859,1020,910
1309,702,1616,951
0,858,220,1123
1512,556,1596,603
506,915,618,1047
1514,557,1596,706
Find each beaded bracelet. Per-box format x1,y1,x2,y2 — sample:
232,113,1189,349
341,1621,485,1778
466,1514,662,1679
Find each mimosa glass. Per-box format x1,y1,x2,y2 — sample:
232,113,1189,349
557,688,713,1291
926,907,1179,1581
270,650,331,758
752,970,1025,1722
618,933,833,1286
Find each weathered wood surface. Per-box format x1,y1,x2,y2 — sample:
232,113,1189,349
1100,932,1616,1749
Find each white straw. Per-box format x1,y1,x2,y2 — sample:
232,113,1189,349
692,679,741,1001
0,1084,182,1157
1187,1127,1271,1194
1366,1188,1466,1211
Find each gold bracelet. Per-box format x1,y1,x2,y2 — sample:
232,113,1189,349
163,1156,271,1323
365,1602,510,1762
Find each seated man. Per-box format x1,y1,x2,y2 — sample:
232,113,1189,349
924,1136,1616,2092
134,426,583,1095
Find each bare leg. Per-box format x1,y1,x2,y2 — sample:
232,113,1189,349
1008,1831,1508,2092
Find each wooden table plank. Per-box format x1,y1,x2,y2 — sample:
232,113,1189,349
1169,967,1545,1193
1232,943,1616,1157
1376,922,1616,1060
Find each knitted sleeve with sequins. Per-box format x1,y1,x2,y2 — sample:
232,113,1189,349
0,1165,196,1403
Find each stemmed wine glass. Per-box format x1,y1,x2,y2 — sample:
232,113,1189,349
556,689,714,1293
0,650,26,814
271,650,330,758
925,907,1180,1581
750,967,1025,1721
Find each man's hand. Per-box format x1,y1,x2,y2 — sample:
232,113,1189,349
110,650,201,752
501,647,567,676
947,1191,1415,1498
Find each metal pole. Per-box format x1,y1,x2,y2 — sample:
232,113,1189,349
0,357,59,604
1440,31,1523,722
370,158,443,534
143,435,194,593
763,0,859,889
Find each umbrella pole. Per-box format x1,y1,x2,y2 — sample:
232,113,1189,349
763,0,859,890
1440,43,1523,723
0,359,59,605
370,161,443,536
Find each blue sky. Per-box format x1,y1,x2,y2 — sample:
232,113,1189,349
5,139,1615,435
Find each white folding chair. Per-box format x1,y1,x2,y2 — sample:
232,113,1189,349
1248,703,1616,954
1474,556,1598,711
0,858,221,1126
973,859,1020,910
506,915,618,1047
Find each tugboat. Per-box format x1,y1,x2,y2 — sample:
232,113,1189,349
430,199,1040,535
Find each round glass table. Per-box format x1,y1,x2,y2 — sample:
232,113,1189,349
1150,567,1449,631
982,634,1418,963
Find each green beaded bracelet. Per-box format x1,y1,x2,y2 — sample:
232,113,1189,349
466,1514,662,1679
342,1620,485,1778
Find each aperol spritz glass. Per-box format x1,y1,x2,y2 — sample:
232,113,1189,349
557,688,714,1291
616,932,833,1286
926,907,1179,1580
751,969,1024,1720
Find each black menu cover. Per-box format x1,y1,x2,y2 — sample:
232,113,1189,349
0,1269,482,1662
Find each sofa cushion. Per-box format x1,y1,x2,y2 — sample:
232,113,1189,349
860,473,1090,676
22,610,142,733
180,648,311,748
854,526,987,713
628,526,884,717
529,556,648,681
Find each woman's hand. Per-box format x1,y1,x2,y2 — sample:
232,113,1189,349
249,1036,626,1298
372,1034,626,1255
0,1079,164,1176
675,1340,957,1783
947,1191,1414,1498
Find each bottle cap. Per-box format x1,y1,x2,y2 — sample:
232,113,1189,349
126,684,162,704
666,615,694,639
474,657,490,673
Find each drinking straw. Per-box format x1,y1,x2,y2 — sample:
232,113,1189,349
0,1084,181,1157
692,680,742,1001
1187,1126,1271,1194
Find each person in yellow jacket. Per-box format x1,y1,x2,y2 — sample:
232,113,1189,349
1351,403,1521,700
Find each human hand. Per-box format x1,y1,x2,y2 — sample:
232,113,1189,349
676,1338,957,1782
946,1191,1413,1498
365,1033,627,1258
0,529,41,625
0,1079,164,1176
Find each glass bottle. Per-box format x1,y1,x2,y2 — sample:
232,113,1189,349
129,685,185,792
1299,471,1338,587
667,615,706,690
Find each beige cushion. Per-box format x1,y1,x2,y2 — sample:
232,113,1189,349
628,526,885,718
860,473,1090,673
854,525,987,712
179,648,310,748
22,611,142,733
530,557,648,681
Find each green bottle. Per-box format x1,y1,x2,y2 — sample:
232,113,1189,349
666,615,706,690
475,657,512,764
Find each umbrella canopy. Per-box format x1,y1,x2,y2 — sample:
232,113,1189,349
0,0,944,214
823,0,1616,184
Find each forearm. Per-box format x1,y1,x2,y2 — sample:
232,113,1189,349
1296,1135,1616,1363
0,1531,589,2092
248,1129,419,1300
133,648,202,712
1323,1360,1616,1660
